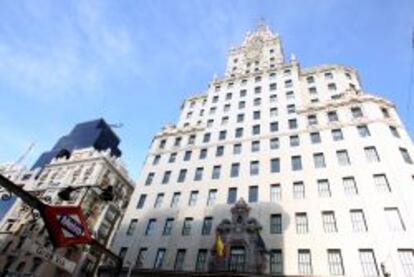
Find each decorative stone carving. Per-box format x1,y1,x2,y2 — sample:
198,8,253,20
209,198,268,274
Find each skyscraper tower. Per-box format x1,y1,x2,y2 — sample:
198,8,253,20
112,24,414,276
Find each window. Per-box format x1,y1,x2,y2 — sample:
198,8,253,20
317,179,331,197
145,173,154,186
177,169,187,183
398,249,414,277
252,124,261,135
249,186,258,203
328,83,337,90
203,133,211,143
126,219,138,235
212,166,221,179
269,83,277,91
184,150,192,161
251,141,260,152
163,218,174,236
350,209,367,232
287,104,296,114
351,107,363,118
270,107,278,117
195,249,208,272
202,217,213,235
250,161,259,176
270,214,282,234
332,129,344,141
322,211,337,233
240,89,247,97
327,111,339,122
337,150,350,165
182,218,193,236
270,94,277,102
207,189,217,206
162,171,171,184
189,191,198,206
174,137,182,147
137,194,147,209
159,139,166,149
145,219,156,235
154,249,166,269
223,104,230,112
221,117,229,126
270,250,283,274
194,167,203,181
307,76,315,83
216,146,224,157
298,249,312,274
171,192,181,207
153,155,161,165
188,135,196,145
373,174,391,192
270,138,280,149
291,156,302,171
359,250,379,276
254,98,261,106
290,135,300,147
271,158,280,173
207,119,214,127
357,125,371,137
270,184,282,202
231,163,240,177
227,187,237,204
254,86,261,94
226,92,232,100
119,247,128,260
308,87,317,94
343,177,358,195
313,153,326,168
233,144,242,155
384,207,405,231
400,148,413,164
328,250,344,275
310,132,321,144
364,146,380,163
253,111,261,120
288,119,298,129
239,101,245,109
237,113,244,123
308,115,318,126
174,249,186,271
235,128,243,138
229,247,246,272
286,91,295,100
270,122,279,132
154,193,164,208
389,126,400,138
381,107,390,118
285,79,293,88
212,96,219,103
219,130,227,140
293,182,305,199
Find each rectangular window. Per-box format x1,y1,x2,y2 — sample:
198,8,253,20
182,218,193,236
298,249,312,274
365,146,380,163
249,186,258,203
398,249,414,277
313,153,326,168
252,124,261,135
350,209,368,232
293,182,305,199
223,104,230,112
189,191,198,207
235,127,244,138
337,150,350,166
207,189,217,206
177,169,187,183
254,97,261,106
145,173,155,186
231,163,240,177
195,249,208,272
322,211,337,233
136,247,148,266
154,248,166,269
203,133,211,143
233,143,242,155
119,247,128,260
126,219,138,235
251,141,260,152
184,150,192,161
188,135,196,145
253,110,261,120
296,213,308,234
153,155,160,165
162,171,171,184
343,177,358,195
384,207,405,231
287,104,296,114
270,138,280,149
194,167,204,181
351,107,363,118
170,192,181,208
154,193,164,208
137,194,147,209
270,184,282,202
228,187,237,204
162,218,174,236
290,135,300,147
270,214,282,234
174,249,186,271
357,125,371,137
145,218,156,236
332,129,344,141
219,130,227,140
202,217,213,235
271,158,280,173
270,107,278,117
286,91,295,100
400,148,413,164
291,156,302,171
216,146,224,157
270,249,283,274
174,137,182,147
359,249,379,277
288,119,298,129
308,115,318,126
270,122,279,132
269,83,277,91
328,249,344,275
250,161,259,175
239,101,246,109
159,139,166,149
373,174,391,192
237,114,244,123
327,111,339,122
390,126,400,138
317,179,331,197
212,166,221,179
310,132,321,144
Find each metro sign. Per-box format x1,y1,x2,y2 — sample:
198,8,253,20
41,205,92,247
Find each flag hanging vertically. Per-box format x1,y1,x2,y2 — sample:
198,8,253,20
215,235,225,258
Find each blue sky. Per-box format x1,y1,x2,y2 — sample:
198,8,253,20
0,0,413,181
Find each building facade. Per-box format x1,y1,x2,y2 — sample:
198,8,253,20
0,131,134,275
112,24,414,276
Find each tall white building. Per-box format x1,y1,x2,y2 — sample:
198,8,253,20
112,24,414,276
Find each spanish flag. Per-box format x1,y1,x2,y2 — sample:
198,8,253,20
215,235,225,258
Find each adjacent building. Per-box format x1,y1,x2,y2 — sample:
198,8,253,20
111,24,414,276
0,120,134,276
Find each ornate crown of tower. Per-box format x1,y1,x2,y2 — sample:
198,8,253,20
224,22,285,78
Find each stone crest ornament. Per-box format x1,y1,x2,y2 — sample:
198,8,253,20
209,198,268,274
